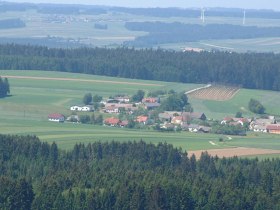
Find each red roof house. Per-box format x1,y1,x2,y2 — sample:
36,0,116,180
136,115,149,124
104,117,120,126
267,124,280,134
48,113,65,122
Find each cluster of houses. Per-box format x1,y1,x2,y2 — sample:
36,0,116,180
220,116,280,134
47,95,280,135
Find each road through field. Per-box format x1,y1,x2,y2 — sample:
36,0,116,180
3,75,164,87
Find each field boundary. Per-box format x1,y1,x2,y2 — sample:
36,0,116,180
188,147,280,159
2,75,164,87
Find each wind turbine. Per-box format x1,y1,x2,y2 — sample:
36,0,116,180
243,10,246,25
201,8,205,23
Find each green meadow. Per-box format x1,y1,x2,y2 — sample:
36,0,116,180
0,70,280,153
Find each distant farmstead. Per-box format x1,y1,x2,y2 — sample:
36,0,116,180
267,124,280,134
70,105,93,112
48,113,65,122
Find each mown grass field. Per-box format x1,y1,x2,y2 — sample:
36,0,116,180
0,70,280,155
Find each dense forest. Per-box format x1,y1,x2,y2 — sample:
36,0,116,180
0,134,280,209
0,44,280,91
125,22,280,46
0,18,25,29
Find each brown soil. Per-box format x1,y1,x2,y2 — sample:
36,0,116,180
188,147,280,159
188,85,240,101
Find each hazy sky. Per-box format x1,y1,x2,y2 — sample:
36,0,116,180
5,0,280,11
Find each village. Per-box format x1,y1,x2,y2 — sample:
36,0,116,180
47,90,280,136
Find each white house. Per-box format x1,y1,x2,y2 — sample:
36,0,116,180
48,113,65,122
70,105,93,112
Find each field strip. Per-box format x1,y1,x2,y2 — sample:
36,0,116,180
200,42,235,50
185,84,211,94
188,147,280,159
209,141,217,146
2,75,163,87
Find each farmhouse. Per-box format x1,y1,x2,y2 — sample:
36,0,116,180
70,105,93,112
171,116,183,125
104,117,120,126
267,124,280,134
181,112,207,121
114,96,130,103
48,113,65,122
158,113,172,122
221,117,251,126
136,115,149,124
142,97,159,103
105,105,119,114
143,102,160,110
250,118,276,132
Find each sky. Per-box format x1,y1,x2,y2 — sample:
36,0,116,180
4,0,280,11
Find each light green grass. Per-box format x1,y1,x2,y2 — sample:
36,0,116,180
0,118,227,151
0,70,201,121
242,153,280,160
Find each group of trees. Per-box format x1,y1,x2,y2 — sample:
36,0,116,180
160,92,190,112
0,44,279,91
249,98,266,114
1,134,280,209
0,77,10,98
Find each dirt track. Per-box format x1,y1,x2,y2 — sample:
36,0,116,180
188,147,280,159
3,75,164,87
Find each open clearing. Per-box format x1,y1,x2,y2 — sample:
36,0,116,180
187,85,240,101
188,147,280,159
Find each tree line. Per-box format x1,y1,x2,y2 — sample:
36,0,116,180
0,44,280,91
0,134,280,209
125,22,280,46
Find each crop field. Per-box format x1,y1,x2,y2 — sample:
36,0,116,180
187,85,240,101
0,70,280,157
1,9,280,52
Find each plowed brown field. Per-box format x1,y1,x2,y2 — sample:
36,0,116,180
188,85,240,101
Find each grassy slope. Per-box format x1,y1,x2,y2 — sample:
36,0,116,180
189,89,280,119
0,70,279,152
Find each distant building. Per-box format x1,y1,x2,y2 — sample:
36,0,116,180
104,117,120,127
48,113,65,122
267,124,280,134
136,115,149,124
114,96,130,103
142,97,159,103
144,102,160,110
70,105,93,112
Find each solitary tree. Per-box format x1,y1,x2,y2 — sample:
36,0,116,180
248,99,265,114
0,77,10,98
132,90,145,102
83,93,92,105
